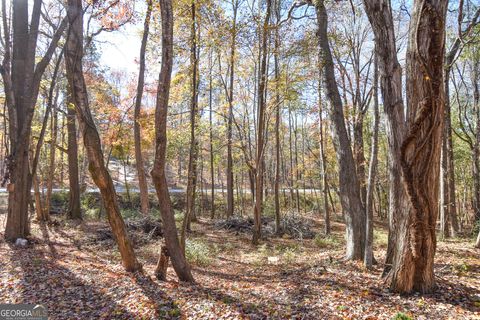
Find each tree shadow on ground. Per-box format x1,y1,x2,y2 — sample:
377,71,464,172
4,225,180,320
133,273,183,319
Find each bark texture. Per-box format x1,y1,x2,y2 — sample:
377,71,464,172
386,0,447,293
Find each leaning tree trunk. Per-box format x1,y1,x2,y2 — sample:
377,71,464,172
65,0,141,272
133,0,153,215
152,0,194,282
386,0,447,293
315,0,365,260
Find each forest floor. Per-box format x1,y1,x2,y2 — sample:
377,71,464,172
0,212,479,320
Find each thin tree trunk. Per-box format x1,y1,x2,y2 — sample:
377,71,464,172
226,0,238,218
182,0,200,248
440,134,450,238
208,50,215,219
252,0,272,245
44,99,59,220
274,0,281,234
134,0,153,215
318,72,330,235
152,0,194,282
364,51,379,268
33,174,43,221
472,67,480,226
66,88,81,219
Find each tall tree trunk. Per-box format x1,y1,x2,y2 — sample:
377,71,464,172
66,91,81,220
386,0,447,293
473,67,480,226
134,0,153,215
226,0,238,218
44,99,59,220
315,0,365,260
5,0,32,240
65,0,141,272
318,71,330,235
440,134,450,238
364,51,379,268
294,112,300,214
252,0,272,245
362,0,407,275
182,0,199,248
274,0,281,234
33,174,43,220
152,0,194,282
208,50,215,219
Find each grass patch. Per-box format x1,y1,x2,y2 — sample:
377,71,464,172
121,208,140,219
374,229,389,248
314,234,340,249
392,312,412,320
185,238,213,266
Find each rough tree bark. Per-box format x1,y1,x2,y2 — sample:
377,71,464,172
386,0,447,293
152,0,194,282
134,0,153,216
65,0,141,272
362,0,406,275
315,0,366,260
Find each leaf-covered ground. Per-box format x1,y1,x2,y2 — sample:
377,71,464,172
0,213,479,319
